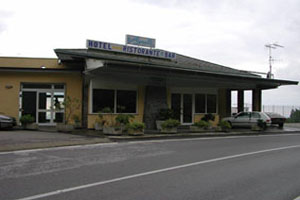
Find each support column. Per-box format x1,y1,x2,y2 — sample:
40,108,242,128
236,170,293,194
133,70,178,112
143,86,168,130
218,89,232,119
252,89,262,111
237,90,244,113
82,75,89,129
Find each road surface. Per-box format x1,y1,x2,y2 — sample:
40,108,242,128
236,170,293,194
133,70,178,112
1,133,300,200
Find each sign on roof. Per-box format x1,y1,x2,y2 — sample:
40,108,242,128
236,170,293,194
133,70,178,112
86,39,176,60
126,34,156,48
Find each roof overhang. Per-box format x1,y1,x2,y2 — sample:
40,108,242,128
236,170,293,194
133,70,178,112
54,48,298,90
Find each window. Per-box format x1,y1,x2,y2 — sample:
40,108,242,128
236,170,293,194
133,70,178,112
207,94,217,113
93,89,114,113
195,94,206,113
93,89,137,113
195,94,217,114
117,90,137,113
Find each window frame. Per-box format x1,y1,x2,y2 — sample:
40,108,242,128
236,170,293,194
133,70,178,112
194,93,218,114
91,88,138,114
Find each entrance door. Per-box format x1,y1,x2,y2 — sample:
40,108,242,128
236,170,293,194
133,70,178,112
37,91,52,124
171,93,193,124
22,91,37,122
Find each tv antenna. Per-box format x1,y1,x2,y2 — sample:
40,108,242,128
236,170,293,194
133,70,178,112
265,43,284,79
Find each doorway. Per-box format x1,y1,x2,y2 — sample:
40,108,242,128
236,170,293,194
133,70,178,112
171,93,193,124
20,83,65,125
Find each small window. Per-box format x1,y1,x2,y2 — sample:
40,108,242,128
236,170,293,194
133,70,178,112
207,94,217,113
117,90,137,113
195,94,206,113
93,89,114,113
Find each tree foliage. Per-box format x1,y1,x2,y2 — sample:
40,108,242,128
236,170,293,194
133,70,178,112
287,109,300,123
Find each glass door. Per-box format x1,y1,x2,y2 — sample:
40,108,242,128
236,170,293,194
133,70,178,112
171,93,193,125
37,91,52,124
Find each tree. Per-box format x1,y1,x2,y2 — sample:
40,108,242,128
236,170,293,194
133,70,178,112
288,109,300,123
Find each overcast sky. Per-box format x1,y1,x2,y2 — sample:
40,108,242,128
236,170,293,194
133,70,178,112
1,0,299,106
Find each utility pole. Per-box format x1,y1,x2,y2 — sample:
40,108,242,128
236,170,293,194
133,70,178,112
265,43,284,79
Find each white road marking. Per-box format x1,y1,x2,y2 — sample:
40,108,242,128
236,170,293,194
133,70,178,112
15,144,300,200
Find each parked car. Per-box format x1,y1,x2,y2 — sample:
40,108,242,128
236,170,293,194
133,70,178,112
222,111,271,128
0,113,16,129
265,112,286,127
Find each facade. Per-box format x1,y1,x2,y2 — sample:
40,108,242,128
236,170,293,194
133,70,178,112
0,40,297,129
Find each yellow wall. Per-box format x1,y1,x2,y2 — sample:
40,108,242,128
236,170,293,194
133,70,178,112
87,86,145,129
0,57,67,69
0,71,82,123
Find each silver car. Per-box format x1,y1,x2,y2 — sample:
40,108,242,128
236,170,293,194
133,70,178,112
223,112,271,128
0,114,16,129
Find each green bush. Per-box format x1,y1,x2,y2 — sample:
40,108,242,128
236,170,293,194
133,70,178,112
193,120,210,129
115,114,134,125
218,120,231,130
126,122,145,131
157,108,174,120
287,109,300,123
20,114,35,125
201,113,215,122
161,119,180,129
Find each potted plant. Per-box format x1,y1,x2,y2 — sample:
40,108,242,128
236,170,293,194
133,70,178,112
217,120,231,132
161,119,180,133
20,114,38,130
126,122,145,136
94,112,106,131
156,108,174,130
190,120,211,132
72,114,81,129
57,96,81,132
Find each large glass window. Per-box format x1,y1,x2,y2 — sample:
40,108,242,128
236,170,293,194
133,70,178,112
207,94,217,113
117,90,137,113
195,94,206,113
195,94,217,114
93,89,115,113
93,89,137,113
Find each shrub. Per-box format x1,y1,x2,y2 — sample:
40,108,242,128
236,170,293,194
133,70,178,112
193,120,210,129
126,122,145,131
161,119,180,129
115,114,134,125
20,114,35,125
157,108,174,120
218,120,231,130
201,113,215,122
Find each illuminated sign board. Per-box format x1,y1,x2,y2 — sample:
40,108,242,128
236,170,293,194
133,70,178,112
86,39,176,60
126,34,156,48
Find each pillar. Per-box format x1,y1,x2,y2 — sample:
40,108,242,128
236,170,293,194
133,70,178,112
252,89,262,111
237,90,244,113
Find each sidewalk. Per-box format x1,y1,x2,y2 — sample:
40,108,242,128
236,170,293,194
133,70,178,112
0,124,299,152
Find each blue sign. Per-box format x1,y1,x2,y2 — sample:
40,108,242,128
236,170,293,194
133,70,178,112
86,39,176,60
126,35,156,48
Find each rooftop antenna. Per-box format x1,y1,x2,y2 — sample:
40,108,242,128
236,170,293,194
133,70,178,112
265,43,284,79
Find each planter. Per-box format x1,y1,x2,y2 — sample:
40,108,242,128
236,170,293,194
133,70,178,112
24,123,38,130
94,122,103,131
127,129,144,136
57,123,74,132
156,120,165,130
103,126,122,135
161,127,177,133
190,126,206,132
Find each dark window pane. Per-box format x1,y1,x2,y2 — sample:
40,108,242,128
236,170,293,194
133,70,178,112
171,93,181,121
93,89,114,113
207,94,217,113
54,84,64,89
38,112,51,123
183,94,193,123
195,94,206,113
54,112,64,123
117,90,137,113
22,83,51,89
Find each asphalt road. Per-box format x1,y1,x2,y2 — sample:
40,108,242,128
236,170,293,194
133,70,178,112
1,133,300,200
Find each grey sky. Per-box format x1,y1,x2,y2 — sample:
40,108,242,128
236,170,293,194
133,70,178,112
0,0,299,105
